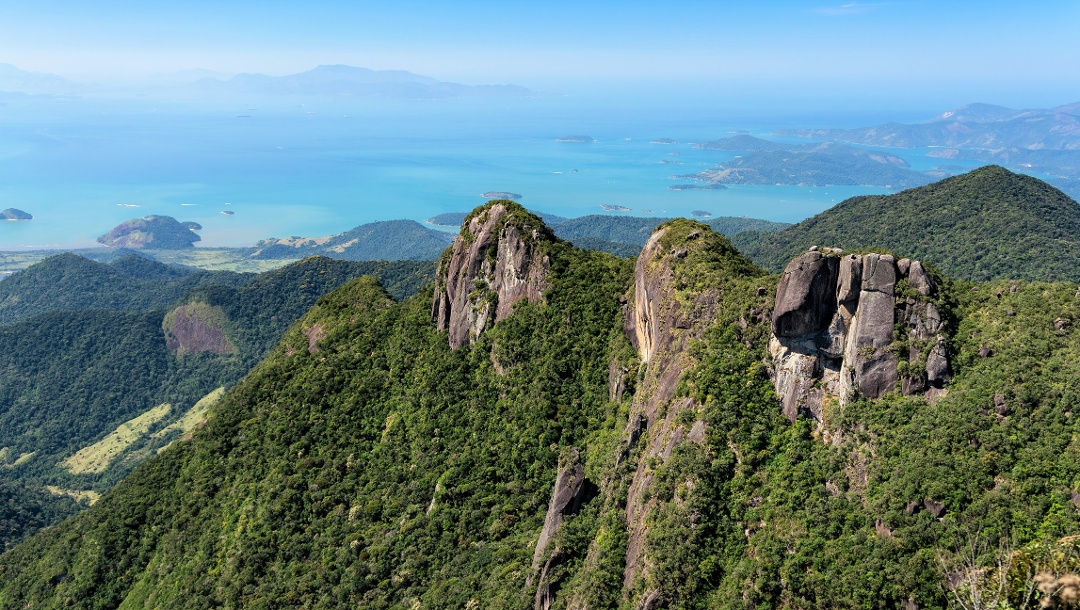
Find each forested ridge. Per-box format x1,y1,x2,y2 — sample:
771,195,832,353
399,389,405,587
2,199,1080,608
734,165,1080,282
0,255,435,551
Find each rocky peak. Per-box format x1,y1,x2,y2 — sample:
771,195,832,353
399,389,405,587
431,200,554,349
770,249,950,422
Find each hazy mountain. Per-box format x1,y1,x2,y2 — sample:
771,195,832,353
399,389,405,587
192,64,536,99
0,63,81,95
733,165,1080,281
776,102,1080,187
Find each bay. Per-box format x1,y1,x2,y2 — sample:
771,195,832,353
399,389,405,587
0,95,923,250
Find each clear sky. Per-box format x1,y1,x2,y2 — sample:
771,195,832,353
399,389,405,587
2,0,1079,109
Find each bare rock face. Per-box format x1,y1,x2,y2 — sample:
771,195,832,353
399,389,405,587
528,448,596,610
162,303,237,356
772,252,839,338
770,249,950,422
432,202,552,349
619,221,741,608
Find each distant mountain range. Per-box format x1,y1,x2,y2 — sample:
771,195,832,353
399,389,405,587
0,63,535,100
191,64,537,99
684,137,938,189
776,102,1080,185
0,64,81,95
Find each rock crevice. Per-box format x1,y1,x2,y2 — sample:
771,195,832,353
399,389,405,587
770,250,950,422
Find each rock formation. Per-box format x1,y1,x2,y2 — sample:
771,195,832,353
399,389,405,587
431,201,553,349
528,448,596,610
617,221,752,608
770,249,950,422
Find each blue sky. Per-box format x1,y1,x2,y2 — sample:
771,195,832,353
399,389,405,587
2,0,1079,108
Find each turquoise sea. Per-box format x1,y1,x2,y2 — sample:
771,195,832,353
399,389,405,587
0,95,950,250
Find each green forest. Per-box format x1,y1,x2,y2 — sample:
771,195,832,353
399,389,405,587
1,198,1079,608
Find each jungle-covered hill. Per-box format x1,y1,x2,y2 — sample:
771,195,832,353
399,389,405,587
733,165,1080,281
2,201,1080,608
0,255,435,551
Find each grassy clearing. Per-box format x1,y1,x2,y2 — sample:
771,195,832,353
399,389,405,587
60,403,172,475
152,387,225,441
45,486,101,505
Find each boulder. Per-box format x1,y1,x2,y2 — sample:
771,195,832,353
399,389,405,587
772,252,839,338
907,261,935,296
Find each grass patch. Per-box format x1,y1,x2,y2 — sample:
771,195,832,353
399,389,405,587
152,387,225,441
60,403,172,475
45,486,101,505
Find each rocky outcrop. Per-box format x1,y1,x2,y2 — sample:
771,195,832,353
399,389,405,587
162,302,236,356
618,221,750,608
770,250,950,422
528,448,596,610
431,201,552,349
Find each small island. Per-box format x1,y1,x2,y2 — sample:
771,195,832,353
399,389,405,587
98,215,202,249
556,135,595,143
600,204,632,212
668,184,727,191
651,138,678,144
691,210,713,218
427,212,468,227
481,191,522,200
1,208,32,220
220,210,235,216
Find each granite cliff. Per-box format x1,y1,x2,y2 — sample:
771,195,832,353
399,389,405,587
431,200,554,349
770,248,951,422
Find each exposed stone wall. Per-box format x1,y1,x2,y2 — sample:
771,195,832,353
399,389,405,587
770,248,950,422
431,202,551,349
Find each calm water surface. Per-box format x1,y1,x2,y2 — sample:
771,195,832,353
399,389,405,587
0,96,934,249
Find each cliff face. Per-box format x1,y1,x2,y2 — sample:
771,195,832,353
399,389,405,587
770,248,950,422
613,221,763,608
431,201,553,349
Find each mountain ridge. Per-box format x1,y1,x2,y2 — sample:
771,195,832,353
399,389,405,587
734,165,1080,281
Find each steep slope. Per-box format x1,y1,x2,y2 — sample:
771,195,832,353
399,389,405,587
5,205,1080,608
734,165,1080,281
0,202,635,608
0,257,414,550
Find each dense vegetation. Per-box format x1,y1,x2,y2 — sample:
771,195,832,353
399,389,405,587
734,165,1080,282
0,253,250,325
3,202,1080,609
0,255,433,550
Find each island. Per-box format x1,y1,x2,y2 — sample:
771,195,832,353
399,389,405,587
691,210,713,218
556,135,595,143
651,138,677,144
481,191,522,200
427,213,468,227
1,208,32,220
600,204,632,212
668,184,727,191
97,215,202,249
220,211,235,216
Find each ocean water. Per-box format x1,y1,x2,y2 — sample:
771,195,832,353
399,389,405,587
0,95,928,250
